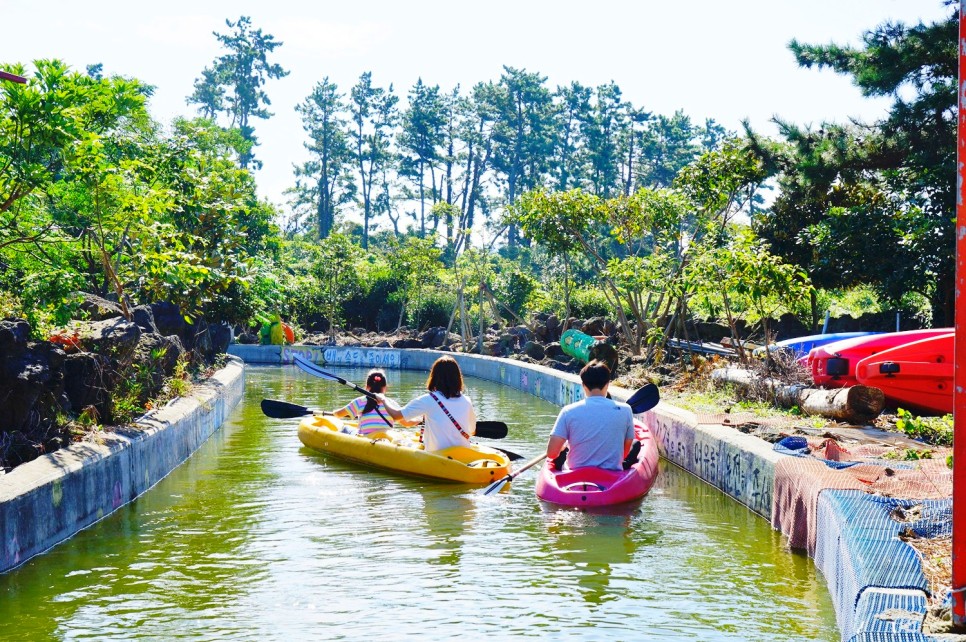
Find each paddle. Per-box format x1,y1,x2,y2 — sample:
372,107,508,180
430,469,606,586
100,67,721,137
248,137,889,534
261,397,524,461
480,383,661,496
481,454,545,496
626,383,660,414
291,355,510,439
260,398,508,439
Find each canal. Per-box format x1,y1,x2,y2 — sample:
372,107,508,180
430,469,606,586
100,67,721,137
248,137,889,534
0,365,838,640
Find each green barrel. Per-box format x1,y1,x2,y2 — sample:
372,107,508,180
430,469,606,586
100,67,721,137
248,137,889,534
561,328,596,363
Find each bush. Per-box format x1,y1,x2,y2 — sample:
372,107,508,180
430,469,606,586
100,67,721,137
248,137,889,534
569,287,613,319
408,291,455,330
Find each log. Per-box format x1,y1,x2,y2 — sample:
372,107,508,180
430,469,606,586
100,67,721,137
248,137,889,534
710,367,884,423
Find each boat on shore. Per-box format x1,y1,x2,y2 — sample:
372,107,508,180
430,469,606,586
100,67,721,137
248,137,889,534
534,420,659,507
298,415,511,484
753,331,877,361
807,329,953,388
855,333,954,415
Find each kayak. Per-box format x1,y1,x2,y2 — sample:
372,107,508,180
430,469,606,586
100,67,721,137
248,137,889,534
534,420,659,507
298,415,511,484
752,332,877,361
807,329,953,388
855,333,954,415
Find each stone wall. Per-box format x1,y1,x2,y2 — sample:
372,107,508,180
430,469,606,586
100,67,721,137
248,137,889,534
0,357,245,573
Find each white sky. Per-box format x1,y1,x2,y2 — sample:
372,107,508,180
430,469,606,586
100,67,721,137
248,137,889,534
0,0,954,214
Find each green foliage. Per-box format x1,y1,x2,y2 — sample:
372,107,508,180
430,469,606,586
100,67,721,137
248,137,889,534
687,227,813,337
894,408,953,447
569,286,612,319
751,8,957,324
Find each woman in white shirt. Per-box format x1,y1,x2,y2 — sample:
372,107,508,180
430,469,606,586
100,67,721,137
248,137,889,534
382,357,476,451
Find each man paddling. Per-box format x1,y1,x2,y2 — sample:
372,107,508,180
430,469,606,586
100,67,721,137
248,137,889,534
545,360,635,471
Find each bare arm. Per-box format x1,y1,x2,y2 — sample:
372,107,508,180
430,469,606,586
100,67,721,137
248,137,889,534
546,435,567,459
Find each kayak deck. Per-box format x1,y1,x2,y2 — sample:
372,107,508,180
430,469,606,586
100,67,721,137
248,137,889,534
298,415,511,484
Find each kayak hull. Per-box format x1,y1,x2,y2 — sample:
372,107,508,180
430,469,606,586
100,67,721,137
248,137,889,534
534,420,659,507
855,333,954,415
298,415,511,484
807,329,952,388
753,332,877,361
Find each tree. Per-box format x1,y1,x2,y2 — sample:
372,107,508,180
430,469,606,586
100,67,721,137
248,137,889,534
187,16,289,169
551,82,592,191
491,67,556,247
581,82,624,197
749,7,957,324
293,78,355,240
349,72,398,249
398,78,445,237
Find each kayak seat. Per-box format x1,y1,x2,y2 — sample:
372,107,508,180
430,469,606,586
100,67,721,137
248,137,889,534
467,459,501,468
561,482,606,492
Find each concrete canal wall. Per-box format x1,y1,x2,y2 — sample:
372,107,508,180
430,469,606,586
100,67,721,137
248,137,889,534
231,343,942,642
0,356,245,574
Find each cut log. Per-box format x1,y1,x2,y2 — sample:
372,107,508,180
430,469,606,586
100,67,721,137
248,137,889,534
711,367,884,423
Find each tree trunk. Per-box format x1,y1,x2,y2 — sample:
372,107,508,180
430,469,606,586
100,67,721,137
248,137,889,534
710,367,885,423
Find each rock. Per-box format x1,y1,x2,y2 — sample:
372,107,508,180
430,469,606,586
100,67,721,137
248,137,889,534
544,342,565,359
151,302,186,343
419,327,448,349
131,305,158,334
391,338,422,349
209,323,232,354
237,332,259,345
546,315,560,335
77,293,124,321
582,317,606,336
63,352,113,422
522,341,545,360
0,318,31,347
76,317,141,364
186,316,213,357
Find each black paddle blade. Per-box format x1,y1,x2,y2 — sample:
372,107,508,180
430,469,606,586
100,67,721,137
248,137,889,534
475,421,508,439
493,447,524,461
261,399,313,419
627,383,660,414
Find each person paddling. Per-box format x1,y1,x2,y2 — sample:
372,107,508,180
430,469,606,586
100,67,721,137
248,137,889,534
545,360,635,471
333,370,416,435
382,357,476,451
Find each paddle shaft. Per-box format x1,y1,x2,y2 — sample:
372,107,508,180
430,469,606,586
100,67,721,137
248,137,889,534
481,453,545,495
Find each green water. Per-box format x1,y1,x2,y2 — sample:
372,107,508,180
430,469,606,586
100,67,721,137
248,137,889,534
0,366,838,641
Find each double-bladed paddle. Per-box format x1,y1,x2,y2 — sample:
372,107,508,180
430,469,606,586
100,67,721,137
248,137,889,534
480,381,662,496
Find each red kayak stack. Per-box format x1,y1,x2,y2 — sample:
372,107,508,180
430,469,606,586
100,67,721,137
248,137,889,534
805,328,954,415
807,329,952,388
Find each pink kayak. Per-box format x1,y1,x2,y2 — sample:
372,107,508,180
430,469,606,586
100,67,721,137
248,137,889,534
807,328,953,388
535,420,659,507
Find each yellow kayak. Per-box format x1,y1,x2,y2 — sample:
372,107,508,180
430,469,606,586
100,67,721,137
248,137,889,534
297,415,511,484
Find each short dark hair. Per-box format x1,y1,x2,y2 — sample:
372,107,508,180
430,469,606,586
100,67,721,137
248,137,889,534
426,356,463,398
580,360,611,391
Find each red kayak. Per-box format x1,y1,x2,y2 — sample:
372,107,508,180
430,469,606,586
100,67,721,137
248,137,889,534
807,329,952,388
534,420,659,507
855,333,954,415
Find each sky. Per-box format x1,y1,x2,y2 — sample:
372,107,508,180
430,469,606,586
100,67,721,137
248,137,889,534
0,0,955,214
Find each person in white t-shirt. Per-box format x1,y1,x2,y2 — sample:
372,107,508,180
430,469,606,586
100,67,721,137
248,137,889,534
382,357,476,451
